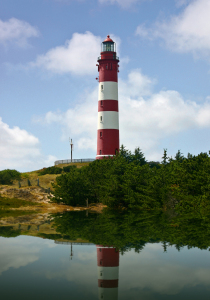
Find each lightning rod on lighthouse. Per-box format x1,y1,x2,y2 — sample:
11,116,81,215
96,35,120,159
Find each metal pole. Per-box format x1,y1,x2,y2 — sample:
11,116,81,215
71,139,72,162
69,138,73,163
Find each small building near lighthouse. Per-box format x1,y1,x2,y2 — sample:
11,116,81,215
96,35,120,159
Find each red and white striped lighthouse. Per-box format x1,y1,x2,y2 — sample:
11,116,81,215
96,245,119,300
96,35,120,159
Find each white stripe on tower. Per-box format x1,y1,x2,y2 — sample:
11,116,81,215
98,82,118,100
96,35,120,159
98,112,119,130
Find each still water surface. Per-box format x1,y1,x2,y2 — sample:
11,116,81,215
1,210,210,300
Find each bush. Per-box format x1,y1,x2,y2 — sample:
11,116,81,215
38,166,62,175
0,169,21,185
63,165,77,173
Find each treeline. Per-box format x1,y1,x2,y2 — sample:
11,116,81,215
52,146,210,211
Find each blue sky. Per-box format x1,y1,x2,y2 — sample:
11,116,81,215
1,0,210,171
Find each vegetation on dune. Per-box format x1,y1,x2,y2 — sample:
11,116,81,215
52,146,210,211
0,169,21,185
0,162,90,189
38,166,63,175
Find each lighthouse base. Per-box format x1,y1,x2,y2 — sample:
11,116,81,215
96,129,119,159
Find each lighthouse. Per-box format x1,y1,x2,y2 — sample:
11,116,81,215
96,35,120,159
96,245,119,300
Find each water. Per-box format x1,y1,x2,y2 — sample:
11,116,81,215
1,210,210,300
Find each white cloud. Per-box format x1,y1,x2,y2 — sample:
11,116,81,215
0,18,39,47
32,31,101,75
40,69,210,161
136,0,210,57
32,31,122,76
43,87,98,150
0,118,56,171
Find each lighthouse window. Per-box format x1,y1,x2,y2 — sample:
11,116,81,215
100,271,103,276
100,116,102,122
101,100,103,106
100,132,102,138
100,150,102,155
101,85,103,91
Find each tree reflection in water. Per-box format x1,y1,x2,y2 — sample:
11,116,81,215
51,209,210,253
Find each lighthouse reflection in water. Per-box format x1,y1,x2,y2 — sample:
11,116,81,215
97,245,119,300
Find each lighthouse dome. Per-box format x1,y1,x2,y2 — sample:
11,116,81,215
101,35,116,52
103,35,114,43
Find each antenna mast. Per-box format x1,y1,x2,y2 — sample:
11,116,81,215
69,138,73,162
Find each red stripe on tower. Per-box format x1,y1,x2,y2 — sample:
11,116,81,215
96,35,120,159
96,245,119,300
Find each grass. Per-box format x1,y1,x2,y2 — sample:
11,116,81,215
55,162,90,169
0,162,91,190
8,162,91,189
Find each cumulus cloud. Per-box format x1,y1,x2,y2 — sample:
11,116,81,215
39,69,210,161
31,31,122,76
0,118,56,171
136,0,210,57
0,18,39,47
32,32,101,75
43,87,98,150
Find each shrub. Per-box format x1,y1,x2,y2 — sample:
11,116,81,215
0,169,21,185
63,165,77,173
38,166,62,175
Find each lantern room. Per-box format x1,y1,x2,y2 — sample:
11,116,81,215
101,35,116,53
